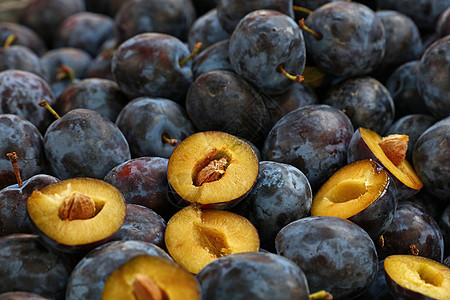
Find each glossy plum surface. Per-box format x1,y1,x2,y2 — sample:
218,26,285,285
276,216,378,299
187,9,229,51
192,39,233,79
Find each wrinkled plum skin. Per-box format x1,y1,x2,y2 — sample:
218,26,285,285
53,12,115,57
19,0,86,46
40,47,92,84
115,98,195,159
355,260,394,300
104,157,175,220
66,240,171,300
304,2,385,77
0,114,47,190
186,70,272,147
264,83,319,126
188,9,230,51
216,0,294,34
385,61,430,118
229,10,306,95
115,0,196,43
417,36,450,119
323,76,395,135
232,161,312,252
55,78,129,122
197,252,311,300
0,234,74,300
0,174,59,236
276,216,378,299
0,70,55,133
112,204,166,247
192,40,233,79
262,104,354,191
376,201,444,262
112,33,193,103
377,0,450,31
0,22,47,56
43,109,131,180
413,117,450,200
0,46,48,80
386,114,437,162
374,10,422,70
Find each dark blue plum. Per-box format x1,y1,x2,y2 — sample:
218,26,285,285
19,0,86,46
0,22,47,56
192,39,233,79
232,161,312,251
293,0,343,10
303,1,385,77
111,33,193,103
115,97,195,159
386,114,437,162
377,0,450,31
276,216,378,299
262,104,354,191
114,0,196,43
0,114,47,190
229,9,306,95
53,12,115,57
0,70,55,133
385,60,430,118
55,78,129,122
197,252,311,300
436,7,450,37
412,117,450,200
216,0,294,34
43,108,131,180
187,9,230,52
323,76,395,135
440,205,450,258
417,35,450,119
185,70,272,147
0,45,48,81
355,260,394,300
374,10,422,71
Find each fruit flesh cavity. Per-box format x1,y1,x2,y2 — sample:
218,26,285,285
312,159,388,218
384,255,450,299
27,178,126,245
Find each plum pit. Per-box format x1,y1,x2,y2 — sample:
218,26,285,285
192,148,231,186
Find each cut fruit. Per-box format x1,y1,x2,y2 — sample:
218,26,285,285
27,177,126,253
384,255,450,300
347,127,423,200
311,159,397,239
102,254,201,300
164,204,260,274
167,131,259,209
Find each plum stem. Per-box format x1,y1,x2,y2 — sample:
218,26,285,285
277,64,304,83
3,34,16,48
38,99,60,119
309,290,333,300
7,152,22,188
378,235,385,247
161,133,178,146
55,65,75,83
179,42,202,67
298,18,323,40
292,6,312,15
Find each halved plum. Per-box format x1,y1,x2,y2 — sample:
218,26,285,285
27,177,126,253
311,159,397,239
167,131,259,209
384,255,450,300
347,127,423,200
102,254,201,300
164,204,259,274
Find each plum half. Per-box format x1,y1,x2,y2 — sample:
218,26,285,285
102,254,201,300
27,177,126,253
167,131,259,209
384,255,450,300
311,159,398,239
164,204,260,274
347,127,423,200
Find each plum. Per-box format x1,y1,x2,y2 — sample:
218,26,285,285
192,39,233,79
0,22,46,56
0,44,48,81
187,9,230,52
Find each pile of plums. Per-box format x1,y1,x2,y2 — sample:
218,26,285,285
0,0,449,299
